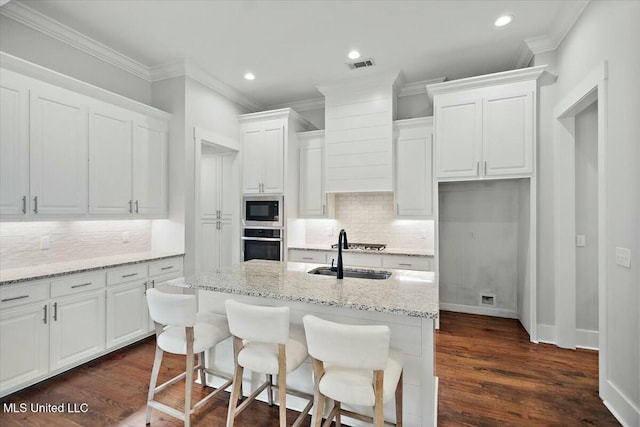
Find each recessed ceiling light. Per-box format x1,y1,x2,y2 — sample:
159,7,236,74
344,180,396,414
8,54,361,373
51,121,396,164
348,50,361,60
244,72,255,81
494,15,513,27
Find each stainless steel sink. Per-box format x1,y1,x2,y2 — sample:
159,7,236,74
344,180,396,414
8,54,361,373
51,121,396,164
308,266,392,280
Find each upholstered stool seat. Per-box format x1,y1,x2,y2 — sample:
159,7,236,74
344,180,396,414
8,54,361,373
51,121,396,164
145,288,232,427
303,315,405,427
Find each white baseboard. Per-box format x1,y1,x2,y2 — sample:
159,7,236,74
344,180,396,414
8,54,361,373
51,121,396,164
576,329,599,350
537,324,557,344
439,303,518,319
603,379,640,427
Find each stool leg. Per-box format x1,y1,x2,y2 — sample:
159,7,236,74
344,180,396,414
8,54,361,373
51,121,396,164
146,344,164,424
374,370,384,427
227,337,244,427
199,351,206,387
185,327,195,427
395,372,403,427
335,401,342,427
311,358,325,427
278,344,287,427
267,374,274,406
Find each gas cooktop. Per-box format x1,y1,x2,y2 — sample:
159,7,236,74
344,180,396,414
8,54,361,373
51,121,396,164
330,242,386,251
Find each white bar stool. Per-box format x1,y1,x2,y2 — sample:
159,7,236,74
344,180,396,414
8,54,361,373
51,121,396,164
225,299,313,427
146,288,232,427
303,315,404,427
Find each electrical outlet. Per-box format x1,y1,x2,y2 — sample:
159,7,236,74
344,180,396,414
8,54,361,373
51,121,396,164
40,236,50,250
576,235,586,247
615,247,631,268
122,231,130,243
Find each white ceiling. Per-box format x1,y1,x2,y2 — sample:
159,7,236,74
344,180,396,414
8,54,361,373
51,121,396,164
9,0,587,108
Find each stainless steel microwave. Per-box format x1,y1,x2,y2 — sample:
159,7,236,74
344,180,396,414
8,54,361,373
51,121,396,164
243,195,283,227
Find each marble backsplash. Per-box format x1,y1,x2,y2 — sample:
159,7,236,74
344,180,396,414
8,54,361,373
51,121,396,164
0,220,152,270
304,192,434,252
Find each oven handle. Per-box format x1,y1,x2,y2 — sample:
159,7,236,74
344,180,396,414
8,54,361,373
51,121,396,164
241,237,283,242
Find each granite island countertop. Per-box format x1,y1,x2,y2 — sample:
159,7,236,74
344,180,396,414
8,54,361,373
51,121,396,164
179,260,438,319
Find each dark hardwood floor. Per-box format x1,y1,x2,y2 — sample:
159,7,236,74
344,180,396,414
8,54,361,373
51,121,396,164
0,311,620,426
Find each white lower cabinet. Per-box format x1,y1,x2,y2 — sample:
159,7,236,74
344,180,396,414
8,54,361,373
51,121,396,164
288,249,327,264
288,249,434,271
49,290,105,372
0,302,49,392
0,256,184,397
106,280,148,348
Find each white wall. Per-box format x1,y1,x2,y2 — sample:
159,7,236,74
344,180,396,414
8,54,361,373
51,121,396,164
438,180,524,316
0,15,151,104
397,92,433,119
535,1,640,423
575,102,599,333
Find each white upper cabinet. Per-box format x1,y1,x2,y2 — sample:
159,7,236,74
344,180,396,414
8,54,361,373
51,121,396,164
132,119,168,216
299,130,330,218
89,105,133,215
30,84,88,215
429,66,545,181
395,117,433,218
241,122,284,194
0,71,29,216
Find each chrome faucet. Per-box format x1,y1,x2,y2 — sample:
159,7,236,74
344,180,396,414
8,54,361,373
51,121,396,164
336,229,348,279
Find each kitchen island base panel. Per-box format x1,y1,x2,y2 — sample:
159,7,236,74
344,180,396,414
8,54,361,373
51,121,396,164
198,291,437,427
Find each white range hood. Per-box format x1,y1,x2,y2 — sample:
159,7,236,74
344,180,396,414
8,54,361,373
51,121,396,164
317,72,400,193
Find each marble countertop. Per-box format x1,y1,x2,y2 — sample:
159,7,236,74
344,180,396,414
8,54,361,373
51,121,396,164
288,245,434,257
0,251,185,285
179,260,438,319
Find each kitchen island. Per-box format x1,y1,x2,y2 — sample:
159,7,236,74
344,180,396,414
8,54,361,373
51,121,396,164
179,260,438,427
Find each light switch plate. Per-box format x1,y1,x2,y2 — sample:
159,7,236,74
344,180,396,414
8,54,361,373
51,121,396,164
576,235,586,247
615,247,631,268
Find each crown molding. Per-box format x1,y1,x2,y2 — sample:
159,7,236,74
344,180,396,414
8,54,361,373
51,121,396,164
398,78,446,97
267,97,325,112
426,65,547,99
515,0,589,67
150,60,263,112
0,1,150,80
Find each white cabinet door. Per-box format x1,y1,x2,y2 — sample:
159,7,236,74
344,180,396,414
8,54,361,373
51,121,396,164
89,106,133,214
219,220,234,269
106,280,147,348
49,291,105,372
299,135,326,217
200,221,220,272
219,155,235,221
395,119,433,218
200,155,219,220
434,96,482,180
242,124,284,194
242,130,263,194
30,85,88,215
132,120,167,216
262,126,284,193
483,91,533,177
0,303,49,393
0,73,29,217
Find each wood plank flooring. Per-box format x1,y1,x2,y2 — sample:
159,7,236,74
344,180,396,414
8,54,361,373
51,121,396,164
0,311,620,426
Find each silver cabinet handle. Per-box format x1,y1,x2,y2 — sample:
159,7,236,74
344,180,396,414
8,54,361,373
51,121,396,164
122,273,138,278
302,257,313,260
322,205,326,215
129,200,133,213
151,279,155,288
33,196,38,214
43,304,47,324
476,161,480,175
1,295,29,303
484,160,487,175
71,282,92,289
135,200,139,214
399,263,412,266
144,281,148,295
53,302,58,321
22,196,26,214
160,266,173,271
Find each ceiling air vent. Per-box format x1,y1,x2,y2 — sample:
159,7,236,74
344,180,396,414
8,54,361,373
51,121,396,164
346,58,375,70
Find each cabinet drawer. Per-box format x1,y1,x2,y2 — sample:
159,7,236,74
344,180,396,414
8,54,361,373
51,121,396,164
0,281,49,309
382,255,432,271
288,250,326,264
51,272,106,298
107,264,147,286
341,252,382,268
148,258,183,278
